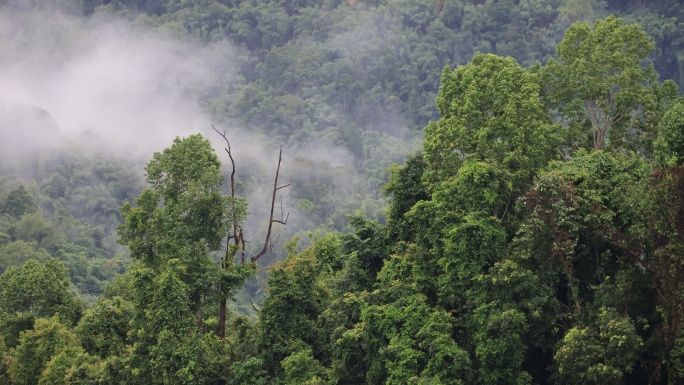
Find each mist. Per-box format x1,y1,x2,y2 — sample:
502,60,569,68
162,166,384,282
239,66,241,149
0,10,230,158
0,3,367,262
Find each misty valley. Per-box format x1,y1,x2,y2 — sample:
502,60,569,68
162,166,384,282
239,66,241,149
2,0,684,384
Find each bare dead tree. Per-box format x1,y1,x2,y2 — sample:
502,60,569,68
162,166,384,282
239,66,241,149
212,126,240,258
211,126,289,339
212,125,240,339
252,146,290,263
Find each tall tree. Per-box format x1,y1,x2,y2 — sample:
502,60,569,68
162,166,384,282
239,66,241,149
117,135,234,384
424,53,559,207
545,15,661,151
118,134,229,327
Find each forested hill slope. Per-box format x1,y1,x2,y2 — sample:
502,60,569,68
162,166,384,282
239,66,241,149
2,0,683,226
3,0,683,230
2,0,684,384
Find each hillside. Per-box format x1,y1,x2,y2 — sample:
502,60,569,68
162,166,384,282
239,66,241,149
1,0,684,384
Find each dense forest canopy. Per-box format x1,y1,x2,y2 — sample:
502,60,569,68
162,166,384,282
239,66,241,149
1,0,684,384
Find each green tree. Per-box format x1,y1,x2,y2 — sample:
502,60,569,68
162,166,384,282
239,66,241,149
117,135,239,384
384,152,430,242
76,296,133,358
359,273,472,385
0,241,50,274
1,185,38,219
545,15,660,150
424,53,558,202
634,146,684,382
472,260,557,385
257,241,329,377
318,224,385,385
0,259,82,327
656,101,684,167
38,345,101,385
118,134,229,326
11,213,65,250
362,52,564,385
6,317,80,385
554,307,642,385
281,348,327,385
123,261,226,385
514,150,648,314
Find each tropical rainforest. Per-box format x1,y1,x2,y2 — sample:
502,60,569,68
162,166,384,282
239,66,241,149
1,0,684,384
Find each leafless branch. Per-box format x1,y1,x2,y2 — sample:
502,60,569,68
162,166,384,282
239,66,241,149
251,146,289,263
250,299,259,314
558,147,571,161
273,198,290,225
212,128,290,338
269,234,281,253
610,144,625,156
273,216,289,226
212,125,239,248
212,125,241,340
500,199,512,222
612,108,627,124
239,228,246,264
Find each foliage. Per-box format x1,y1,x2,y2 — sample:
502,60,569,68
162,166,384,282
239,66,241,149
118,135,230,319
425,53,558,193
76,296,133,358
656,101,684,166
0,259,82,327
281,348,327,385
3,2,684,385
545,15,664,151
554,307,642,385
6,317,80,385
0,185,38,219
257,244,329,376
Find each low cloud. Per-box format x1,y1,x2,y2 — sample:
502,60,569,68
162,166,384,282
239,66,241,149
0,7,232,158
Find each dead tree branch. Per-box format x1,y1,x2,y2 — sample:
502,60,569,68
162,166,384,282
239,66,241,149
273,198,289,225
211,128,290,339
252,146,290,263
250,299,260,314
212,125,240,260
212,125,241,340
270,234,281,253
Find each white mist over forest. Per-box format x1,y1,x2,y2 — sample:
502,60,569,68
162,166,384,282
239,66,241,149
3,1,684,384
0,10,224,156
0,4,363,246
